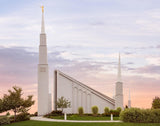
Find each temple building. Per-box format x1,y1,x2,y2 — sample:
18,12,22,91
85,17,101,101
38,7,124,115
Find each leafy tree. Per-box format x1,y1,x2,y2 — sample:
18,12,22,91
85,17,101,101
152,96,160,109
56,96,71,113
0,86,35,121
6,112,10,116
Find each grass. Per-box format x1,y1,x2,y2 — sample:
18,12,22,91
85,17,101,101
5,120,160,126
48,115,119,120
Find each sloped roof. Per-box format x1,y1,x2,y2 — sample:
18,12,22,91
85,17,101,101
56,70,115,105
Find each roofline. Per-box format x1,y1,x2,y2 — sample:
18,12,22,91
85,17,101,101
55,70,115,105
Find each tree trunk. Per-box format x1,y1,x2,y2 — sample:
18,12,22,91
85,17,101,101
14,109,16,122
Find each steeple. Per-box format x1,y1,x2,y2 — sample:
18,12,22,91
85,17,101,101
117,53,121,82
115,53,123,109
38,6,51,116
129,88,130,101
128,88,131,108
41,6,45,34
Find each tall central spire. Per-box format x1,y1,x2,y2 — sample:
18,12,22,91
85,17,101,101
38,6,51,116
41,6,45,33
118,53,121,82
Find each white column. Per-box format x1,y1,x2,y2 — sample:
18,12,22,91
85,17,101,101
75,87,78,113
72,85,74,113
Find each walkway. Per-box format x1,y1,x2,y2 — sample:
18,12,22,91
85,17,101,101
31,116,122,123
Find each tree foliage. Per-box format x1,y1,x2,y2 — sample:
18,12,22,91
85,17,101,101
92,106,98,115
0,86,35,121
56,96,71,113
104,107,110,115
78,107,84,115
116,107,122,113
152,96,160,109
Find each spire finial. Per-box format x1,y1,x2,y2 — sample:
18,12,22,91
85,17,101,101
41,6,44,13
41,6,45,33
117,53,121,82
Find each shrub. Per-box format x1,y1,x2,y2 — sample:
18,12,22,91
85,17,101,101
30,112,38,117
51,110,62,115
120,108,160,123
117,107,122,113
151,109,160,123
78,107,84,115
33,112,38,116
109,109,120,117
15,113,30,122
92,106,98,115
6,112,10,116
44,110,63,117
104,107,110,116
0,116,10,125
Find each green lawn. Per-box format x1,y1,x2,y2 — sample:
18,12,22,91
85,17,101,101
48,115,119,120
5,120,160,126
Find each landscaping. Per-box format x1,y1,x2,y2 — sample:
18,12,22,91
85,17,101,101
0,116,10,125
4,120,160,126
1,87,160,126
120,108,160,123
47,114,119,120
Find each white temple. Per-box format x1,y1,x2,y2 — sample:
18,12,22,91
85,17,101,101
38,7,124,115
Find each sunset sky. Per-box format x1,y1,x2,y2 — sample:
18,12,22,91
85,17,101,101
0,0,160,113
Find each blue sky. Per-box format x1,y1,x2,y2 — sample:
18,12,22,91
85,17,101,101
0,0,160,112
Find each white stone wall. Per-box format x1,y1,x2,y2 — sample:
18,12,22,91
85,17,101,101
115,82,123,109
54,70,115,114
38,64,50,115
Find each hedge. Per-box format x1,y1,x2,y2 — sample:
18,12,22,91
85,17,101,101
9,113,30,123
120,108,160,123
0,116,10,125
44,110,63,117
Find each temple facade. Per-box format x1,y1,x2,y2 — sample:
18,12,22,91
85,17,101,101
37,7,124,115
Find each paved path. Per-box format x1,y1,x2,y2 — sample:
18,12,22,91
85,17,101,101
31,116,122,123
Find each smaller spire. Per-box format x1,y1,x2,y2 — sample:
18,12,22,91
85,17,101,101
129,88,130,101
128,88,131,108
41,6,45,33
117,53,121,82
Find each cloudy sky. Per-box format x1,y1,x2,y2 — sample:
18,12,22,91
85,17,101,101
0,0,160,113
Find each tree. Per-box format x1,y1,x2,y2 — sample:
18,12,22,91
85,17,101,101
152,96,160,109
0,86,35,121
56,96,71,113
